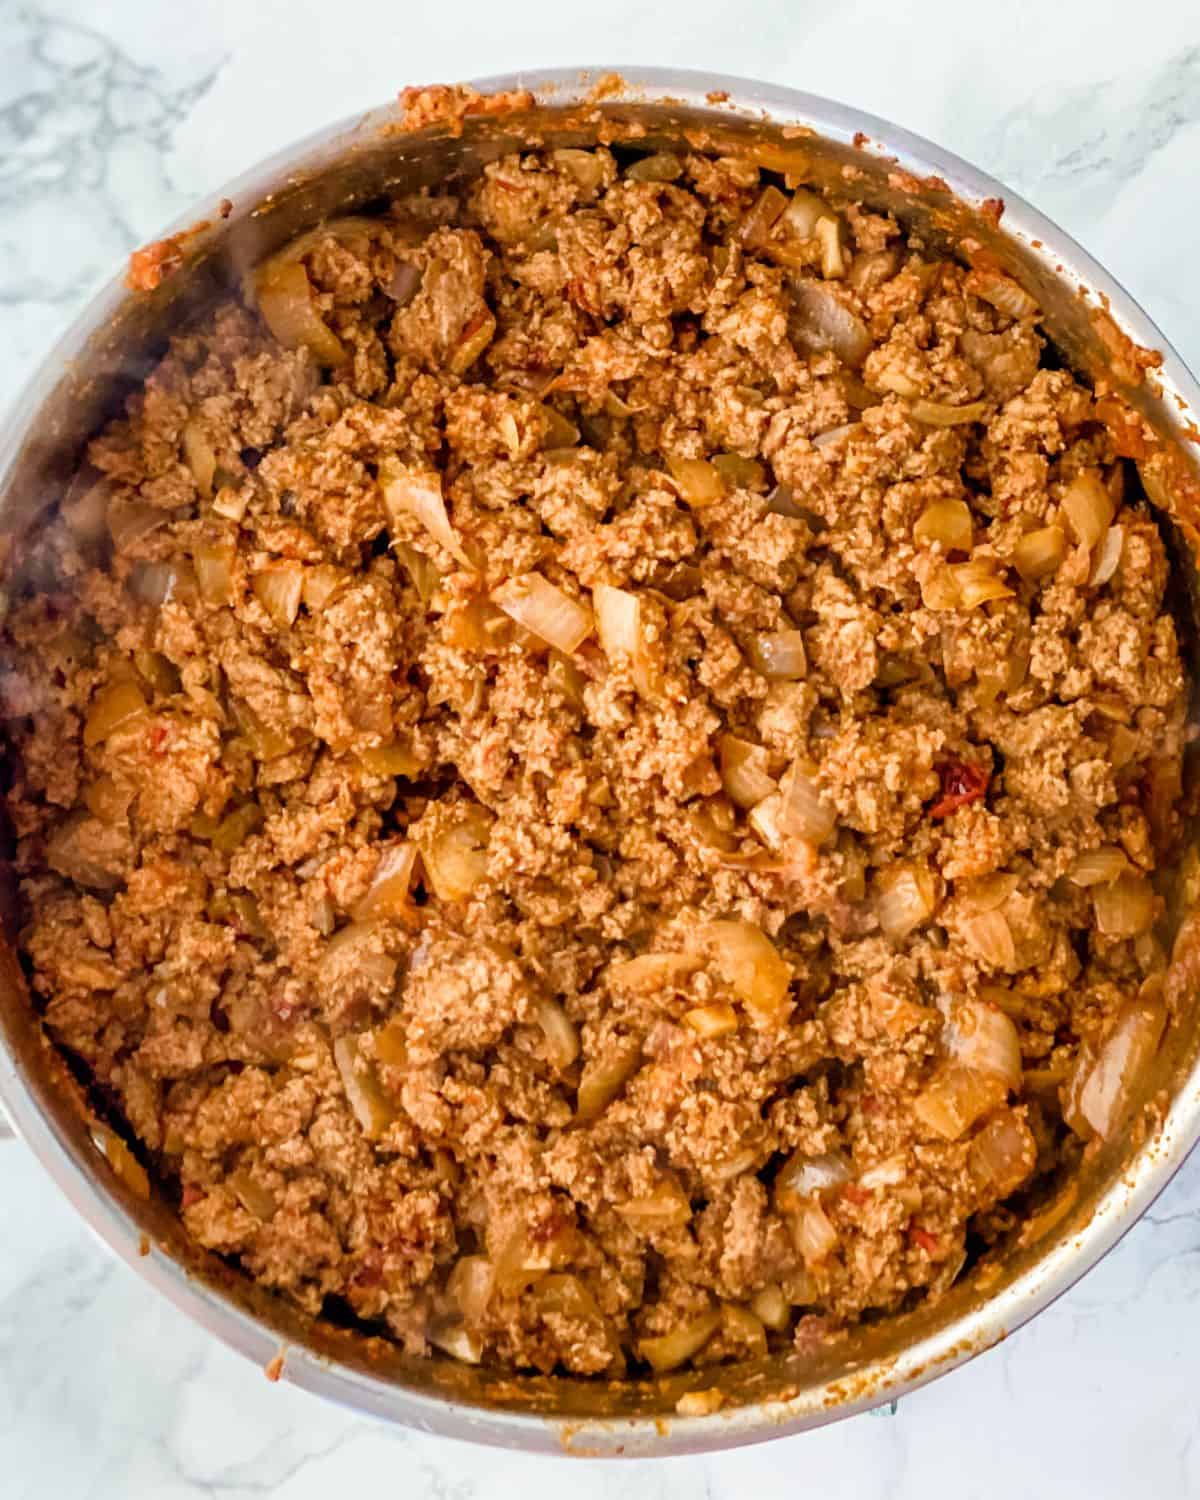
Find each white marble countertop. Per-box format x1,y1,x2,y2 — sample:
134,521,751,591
5,0,1200,1493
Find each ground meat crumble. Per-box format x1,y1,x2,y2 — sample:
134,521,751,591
2,144,1187,1380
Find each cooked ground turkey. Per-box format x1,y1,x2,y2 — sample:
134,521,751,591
0,144,1186,1378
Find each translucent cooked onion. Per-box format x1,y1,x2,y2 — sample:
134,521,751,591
638,1309,722,1373
965,268,1040,321
302,563,347,611
1070,846,1130,887
353,841,418,921
815,216,845,279
446,1255,495,1323
908,398,989,427
492,573,593,653
576,1036,641,1122
182,419,217,499
1093,873,1155,938
775,1149,851,1212
84,679,148,746
255,260,347,365
1090,524,1124,587
378,458,474,569
615,1182,691,1226
228,1169,278,1221
739,185,788,246
1078,994,1167,1140
791,1197,838,1265
538,404,580,448
229,698,290,760
536,997,581,1070
968,1110,1035,1198
747,629,808,680
790,280,871,367
252,562,304,627
107,497,166,552
875,860,937,940
429,1319,484,1365
718,735,777,810
959,908,1017,969
858,1154,908,1190
722,1302,768,1356
712,452,767,490
626,151,683,183
689,919,792,1024
1061,471,1115,549
393,544,440,604
447,310,497,376
608,952,702,991
418,806,492,903
667,455,726,508
373,1017,409,1067
914,1063,1007,1141
333,1033,397,1140
778,763,836,844
945,1001,1022,1089
92,1127,151,1200
195,538,236,606
130,560,191,607
951,559,1015,609
592,582,660,697
914,498,973,552
811,422,859,450
781,187,830,240
750,1283,790,1332
1013,525,1066,582
683,1002,739,1038
747,789,786,852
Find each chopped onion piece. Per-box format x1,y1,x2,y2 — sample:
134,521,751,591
965,268,1039,320
84,679,148,747
536,997,581,1070
775,1149,851,1212
968,1110,1036,1198
130,560,191,607
182,419,217,499
539,404,580,448
858,1154,908,1190
394,544,440,604
812,422,859,450
748,629,808,680
914,498,973,552
815,216,845,279
914,1063,1007,1141
418,805,492,903
712,453,766,489
592,582,660,697
667,455,726,508
790,280,871,367
447,310,496,375
353,841,418,921
1013,525,1066,582
791,1197,838,1264
945,1001,1022,1089
492,573,593,653
1061,471,1115,549
228,1169,278,1221
958,908,1017,969
195,538,236,606
446,1255,495,1322
1078,994,1167,1140
379,458,474,569
374,1018,409,1067
739,186,788,246
615,1182,691,1226
108,497,167,553
255,260,346,365
683,1002,739,1038
722,1302,768,1357
1089,525,1124,587
951,559,1014,609
1093,873,1155,938
778,762,836,844
750,1284,790,1331
302,563,346,611
333,1033,396,1140
608,952,702,992
718,735,777,809
638,1310,722,1373
747,789,786,852
429,1319,483,1365
92,1127,150,1200
781,188,830,239
1070,846,1130,886
689,920,792,1024
907,398,989,427
626,151,683,183
875,860,937,940
576,1036,641,1122
252,562,304,627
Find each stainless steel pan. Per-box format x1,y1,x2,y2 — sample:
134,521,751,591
3,66,1200,1457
